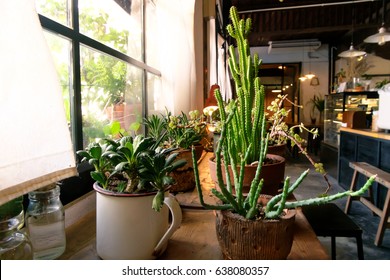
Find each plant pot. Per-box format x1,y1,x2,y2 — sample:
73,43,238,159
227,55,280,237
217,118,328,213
94,183,182,260
215,200,295,260
193,143,204,162
267,143,287,157
168,145,203,193
209,154,286,196
169,168,195,193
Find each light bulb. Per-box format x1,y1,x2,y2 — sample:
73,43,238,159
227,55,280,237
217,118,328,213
379,35,386,46
305,73,315,79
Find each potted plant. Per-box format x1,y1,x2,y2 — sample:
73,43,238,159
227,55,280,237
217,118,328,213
191,6,376,260
76,135,186,260
144,109,207,193
306,94,325,124
264,93,334,191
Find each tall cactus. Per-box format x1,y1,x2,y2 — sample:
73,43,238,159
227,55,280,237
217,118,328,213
191,6,375,220
223,6,265,165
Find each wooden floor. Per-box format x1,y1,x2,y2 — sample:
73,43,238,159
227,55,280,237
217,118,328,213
59,152,329,260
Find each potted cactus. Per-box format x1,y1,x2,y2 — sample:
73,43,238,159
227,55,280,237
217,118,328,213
191,6,375,260
76,135,186,260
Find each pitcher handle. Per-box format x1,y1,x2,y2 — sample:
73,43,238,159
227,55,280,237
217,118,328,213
153,194,182,256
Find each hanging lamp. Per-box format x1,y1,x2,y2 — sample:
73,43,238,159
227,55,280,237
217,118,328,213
364,0,390,45
338,43,367,57
339,1,367,58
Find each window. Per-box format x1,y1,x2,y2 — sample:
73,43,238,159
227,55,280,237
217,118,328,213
36,0,162,204
37,0,161,151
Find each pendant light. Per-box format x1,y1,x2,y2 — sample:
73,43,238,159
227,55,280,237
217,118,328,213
339,1,367,58
364,0,390,45
338,43,367,57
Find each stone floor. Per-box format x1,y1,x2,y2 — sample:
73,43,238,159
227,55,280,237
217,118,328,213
285,152,390,260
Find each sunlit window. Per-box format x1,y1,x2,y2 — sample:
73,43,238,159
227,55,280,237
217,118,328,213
79,0,142,60
38,0,161,148
36,0,72,28
80,45,143,145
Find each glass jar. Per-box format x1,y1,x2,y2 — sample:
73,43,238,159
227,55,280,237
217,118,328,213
26,184,66,260
0,197,33,260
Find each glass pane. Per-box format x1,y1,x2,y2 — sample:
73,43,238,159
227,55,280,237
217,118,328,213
145,0,159,69
147,72,163,115
79,0,142,60
43,30,73,137
80,45,143,146
36,0,72,28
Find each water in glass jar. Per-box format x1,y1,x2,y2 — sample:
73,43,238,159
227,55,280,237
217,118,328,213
27,209,66,260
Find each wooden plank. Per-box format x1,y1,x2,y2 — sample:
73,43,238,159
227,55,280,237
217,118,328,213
349,162,390,188
60,208,328,260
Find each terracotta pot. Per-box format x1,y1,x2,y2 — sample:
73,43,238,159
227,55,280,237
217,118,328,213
176,145,203,168
215,202,295,260
193,144,204,162
94,183,182,260
267,143,287,157
168,145,203,193
209,154,286,196
169,168,195,193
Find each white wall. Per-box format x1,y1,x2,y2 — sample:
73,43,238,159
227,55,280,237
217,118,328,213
335,54,390,90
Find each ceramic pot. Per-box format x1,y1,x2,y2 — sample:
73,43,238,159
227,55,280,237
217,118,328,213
94,183,182,260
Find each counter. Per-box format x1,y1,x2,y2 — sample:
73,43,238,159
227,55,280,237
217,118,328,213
339,127,390,141
338,127,390,208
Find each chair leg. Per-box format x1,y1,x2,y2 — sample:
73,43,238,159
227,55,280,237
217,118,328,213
375,190,390,246
331,236,336,260
356,234,364,260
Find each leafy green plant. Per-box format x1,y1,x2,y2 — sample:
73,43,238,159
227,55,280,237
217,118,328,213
376,79,389,89
77,135,186,211
192,6,375,220
143,114,167,142
267,94,326,178
169,110,206,149
307,94,325,119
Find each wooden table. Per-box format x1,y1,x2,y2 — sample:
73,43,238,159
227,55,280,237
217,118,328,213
59,152,329,260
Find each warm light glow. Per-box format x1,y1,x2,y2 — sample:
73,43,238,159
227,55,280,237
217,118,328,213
305,73,315,79
299,76,307,81
364,27,390,45
272,89,282,93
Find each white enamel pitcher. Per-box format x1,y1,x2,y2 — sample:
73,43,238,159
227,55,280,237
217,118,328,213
94,183,182,260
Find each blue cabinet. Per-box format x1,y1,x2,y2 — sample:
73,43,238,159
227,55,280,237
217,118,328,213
338,129,390,208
